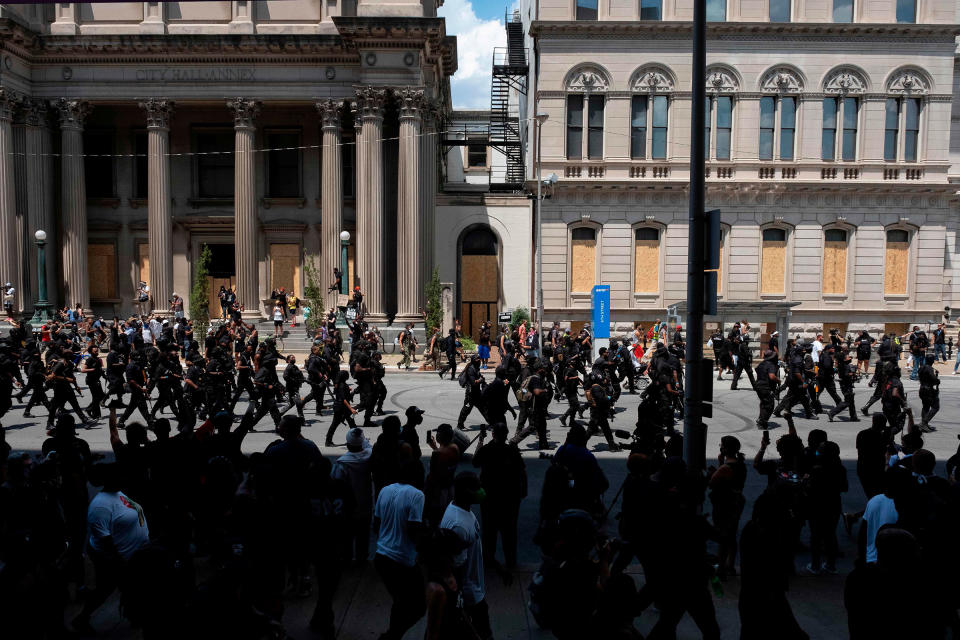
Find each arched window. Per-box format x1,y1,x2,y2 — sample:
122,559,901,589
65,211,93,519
884,228,910,295
462,227,497,255
630,65,675,160
822,228,849,294
570,226,597,293
758,67,804,162
565,65,610,160
633,226,660,294
883,67,930,163
821,67,868,162
761,227,787,295
705,67,739,161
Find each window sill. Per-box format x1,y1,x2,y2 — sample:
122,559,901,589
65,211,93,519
465,167,489,172
262,197,306,209
760,294,786,300
188,197,234,209
884,294,909,301
87,197,121,209
633,292,659,299
822,294,847,301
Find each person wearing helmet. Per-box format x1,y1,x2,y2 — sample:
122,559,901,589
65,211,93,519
753,350,780,430
456,354,487,430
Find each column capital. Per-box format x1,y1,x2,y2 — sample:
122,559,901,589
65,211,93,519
139,98,175,130
395,87,425,122
0,89,22,122
54,98,91,130
355,87,386,122
21,99,48,127
226,97,261,129
315,99,343,130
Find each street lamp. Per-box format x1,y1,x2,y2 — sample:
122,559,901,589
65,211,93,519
339,230,350,296
535,111,548,328
29,229,52,329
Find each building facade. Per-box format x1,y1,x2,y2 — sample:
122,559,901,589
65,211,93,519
0,0,457,325
517,0,960,337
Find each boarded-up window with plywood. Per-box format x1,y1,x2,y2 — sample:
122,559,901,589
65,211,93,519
633,227,660,293
460,228,499,341
884,229,909,295
88,243,117,300
570,227,597,293
137,242,150,288
822,228,848,295
270,243,301,298
761,227,787,295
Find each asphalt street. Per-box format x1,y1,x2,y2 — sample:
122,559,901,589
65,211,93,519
5,367,960,638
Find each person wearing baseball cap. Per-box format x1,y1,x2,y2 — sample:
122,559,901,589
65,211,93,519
401,406,425,455
333,427,374,566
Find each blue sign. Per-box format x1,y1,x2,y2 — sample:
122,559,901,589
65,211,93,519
591,285,610,339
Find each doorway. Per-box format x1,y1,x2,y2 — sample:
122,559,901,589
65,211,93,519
206,244,236,319
459,226,500,342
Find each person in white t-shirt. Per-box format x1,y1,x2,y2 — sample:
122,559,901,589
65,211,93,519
811,334,824,365
860,467,910,564
440,472,491,638
71,463,150,636
373,461,426,639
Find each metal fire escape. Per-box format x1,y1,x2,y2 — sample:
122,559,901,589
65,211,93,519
442,10,528,192
488,12,528,190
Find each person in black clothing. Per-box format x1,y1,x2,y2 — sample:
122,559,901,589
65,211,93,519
510,360,550,450
854,330,874,375
804,440,847,575
559,356,585,426
816,343,843,409
20,350,50,418
456,355,487,430
880,365,907,434
371,351,387,416
150,349,182,421
482,366,514,426
932,322,948,363
908,325,928,381
803,350,822,415
730,335,756,391
753,350,780,429
327,370,357,446
352,352,376,427
472,422,527,570
299,345,329,416
437,328,459,381
773,344,811,424
246,357,285,431
709,435,747,579
283,354,306,420
917,352,939,432
46,349,93,430
118,351,152,428
230,343,256,410
585,376,621,451
80,345,106,420
828,349,859,422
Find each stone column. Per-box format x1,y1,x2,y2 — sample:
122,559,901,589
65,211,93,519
355,87,386,320
420,103,438,300
0,90,20,307
227,97,261,319
12,106,28,311
316,99,343,310
23,100,55,309
56,99,92,312
139,99,175,316
396,88,423,320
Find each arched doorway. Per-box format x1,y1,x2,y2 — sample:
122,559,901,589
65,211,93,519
459,226,500,342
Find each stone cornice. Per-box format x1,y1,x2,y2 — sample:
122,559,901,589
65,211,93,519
529,20,960,42
332,16,457,76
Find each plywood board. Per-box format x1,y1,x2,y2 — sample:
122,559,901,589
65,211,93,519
209,276,236,318
570,237,596,292
823,323,848,339
884,241,908,295
270,243,301,298
884,323,910,338
822,241,847,294
760,240,786,294
633,238,659,293
461,254,498,302
88,243,116,300
137,242,150,288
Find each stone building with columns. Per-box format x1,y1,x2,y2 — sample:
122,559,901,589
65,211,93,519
0,1,457,325
518,0,960,338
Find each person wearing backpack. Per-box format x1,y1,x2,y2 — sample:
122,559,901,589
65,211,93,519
509,359,550,450
437,328,458,381
456,354,487,430
908,325,928,381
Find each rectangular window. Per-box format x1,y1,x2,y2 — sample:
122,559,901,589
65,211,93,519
630,95,647,159
884,98,900,162
570,227,597,292
195,129,235,199
266,131,301,198
822,97,837,161
884,229,909,295
706,0,726,21
84,131,115,198
640,0,662,20
587,95,604,160
467,142,487,167
651,95,668,160
769,0,791,22
576,0,598,20
832,0,853,22
841,97,858,161
780,97,795,161
904,98,920,163
566,95,583,160
704,96,712,160
759,97,775,160
895,0,916,23
823,228,848,295
133,131,148,199
634,227,660,293
761,228,787,295
88,243,117,300
716,96,732,161
343,139,355,199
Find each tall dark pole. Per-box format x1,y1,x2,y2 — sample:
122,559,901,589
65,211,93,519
684,0,707,471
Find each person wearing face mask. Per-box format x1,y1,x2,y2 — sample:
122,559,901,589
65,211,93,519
439,472,491,639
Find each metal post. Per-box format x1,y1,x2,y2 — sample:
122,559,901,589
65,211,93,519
340,239,349,295
683,0,707,472
535,116,544,326
30,230,52,329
